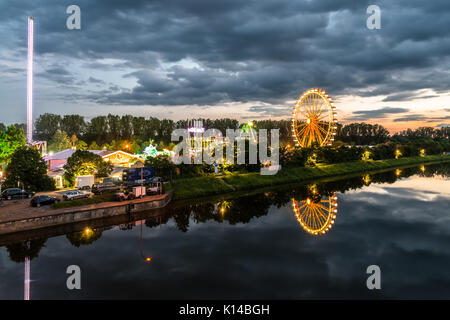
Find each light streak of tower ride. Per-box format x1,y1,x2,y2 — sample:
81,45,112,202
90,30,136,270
27,17,34,144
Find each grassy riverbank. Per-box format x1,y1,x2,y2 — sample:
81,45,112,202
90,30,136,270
51,193,115,209
171,154,450,200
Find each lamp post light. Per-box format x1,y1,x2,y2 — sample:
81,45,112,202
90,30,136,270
140,223,152,263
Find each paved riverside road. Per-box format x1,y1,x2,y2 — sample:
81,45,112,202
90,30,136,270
0,191,169,225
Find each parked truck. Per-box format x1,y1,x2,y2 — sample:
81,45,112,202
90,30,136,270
122,167,155,186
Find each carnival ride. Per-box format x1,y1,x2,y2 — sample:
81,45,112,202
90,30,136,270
292,88,337,148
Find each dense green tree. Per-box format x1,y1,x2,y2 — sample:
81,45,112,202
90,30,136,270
63,150,114,186
0,125,26,164
48,130,71,152
120,115,134,140
88,141,100,150
145,155,174,181
75,140,88,150
86,116,108,145
132,116,147,140
34,113,61,141
4,146,56,191
158,119,175,144
60,115,86,137
107,114,121,141
336,123,390,145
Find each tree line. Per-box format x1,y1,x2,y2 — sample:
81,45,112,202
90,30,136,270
1,114,449,155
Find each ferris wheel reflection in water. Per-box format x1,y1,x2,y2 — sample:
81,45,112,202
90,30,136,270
291,185,338,236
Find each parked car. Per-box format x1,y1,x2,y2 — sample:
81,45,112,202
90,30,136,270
91,182,121,195
63,190,91,201
2,188,35,200
77,185,91,192
30,195,60,207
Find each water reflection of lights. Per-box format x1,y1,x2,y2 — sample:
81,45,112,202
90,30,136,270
292,193,338,236
140,222,153,263
395,169,402,176
363,174,371,185
217,200,232,214
83,227,93,236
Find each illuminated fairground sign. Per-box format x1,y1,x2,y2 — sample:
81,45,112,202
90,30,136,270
187,127,205,133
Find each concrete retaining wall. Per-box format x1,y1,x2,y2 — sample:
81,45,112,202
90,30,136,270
0,191,172,236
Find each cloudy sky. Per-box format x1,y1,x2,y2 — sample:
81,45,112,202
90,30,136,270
0,0,450,132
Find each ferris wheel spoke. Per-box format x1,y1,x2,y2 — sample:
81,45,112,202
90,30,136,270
315,96,323,114
312,208,321,230
307,129,314,147
301,127,309,146
298,203,307,210
318,125,329,135
297,126,307,137
316,101,328,115
313,127,324,144
318,121,331,125
316,205,330,217
296,106,310,118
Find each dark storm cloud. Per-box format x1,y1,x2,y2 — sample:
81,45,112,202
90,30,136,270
244,105,291,119
393,115,450,122
36,64,76,85
383,92,438,102
393,114,426,122
88,77,105,85
1,0,450,108
348,107,409,121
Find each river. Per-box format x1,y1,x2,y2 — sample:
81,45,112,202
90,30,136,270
1,162,449,299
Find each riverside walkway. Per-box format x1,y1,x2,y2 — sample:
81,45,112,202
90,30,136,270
0,191,172,235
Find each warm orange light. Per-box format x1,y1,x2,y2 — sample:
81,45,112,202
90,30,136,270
146,257,152,262
84,227,93,236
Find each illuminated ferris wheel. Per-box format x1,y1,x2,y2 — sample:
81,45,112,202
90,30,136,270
292,88,338,148
292,192,338,235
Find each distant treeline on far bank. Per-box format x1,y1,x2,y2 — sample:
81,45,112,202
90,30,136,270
1,113,449,155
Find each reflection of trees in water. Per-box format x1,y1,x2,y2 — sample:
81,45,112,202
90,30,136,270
3,163,446,259
165,193,274,232
163,163,449,232
5,238,47,263
145,214,171,229
66,228,103,247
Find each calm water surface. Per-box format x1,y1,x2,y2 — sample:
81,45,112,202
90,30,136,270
1,163,449,299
